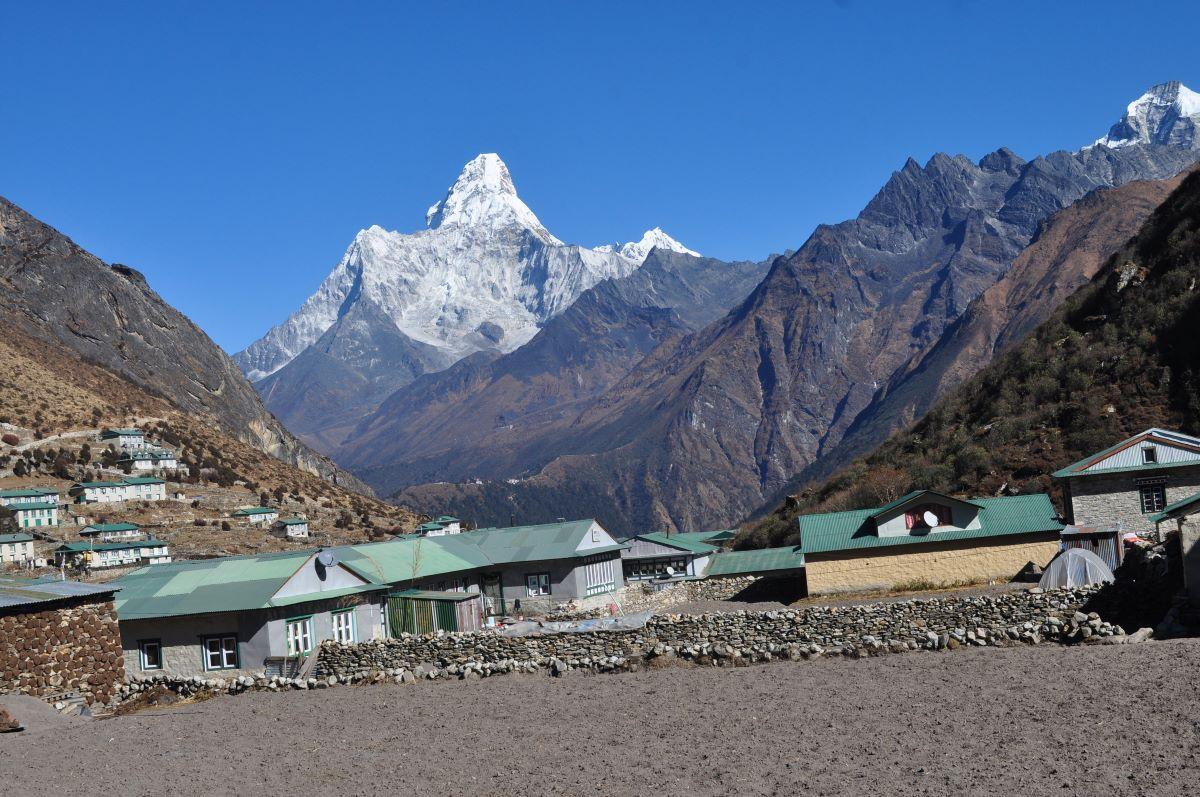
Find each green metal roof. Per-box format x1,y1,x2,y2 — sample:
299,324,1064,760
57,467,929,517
101,428,144,436
9,501,58,511
231,506,276,516
1052,428,1200,478
704,546,806,577
122,477,165,485
113,548,384,620
867,490,981,520
340,536,493,584
0,488,59,498
416,521,445,531
796,493,1063,555
390,588,480,602
0,533,34,544
456,519,622,564
633,532,721,555
1150,488,1200,523
80,522,141,534
277,518,309,526
57,539,167,553
73,481,125,488
435,516,460,523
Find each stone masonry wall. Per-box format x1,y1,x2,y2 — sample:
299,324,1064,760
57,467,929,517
1070,467,1200,532
0,597,125,705
312,586,1115,682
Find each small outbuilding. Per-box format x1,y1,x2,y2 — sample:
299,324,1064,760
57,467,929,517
271,518,310,540
385,589,484,634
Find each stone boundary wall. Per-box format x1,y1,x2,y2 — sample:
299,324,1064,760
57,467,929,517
0,597,125,705
120,586,1143,701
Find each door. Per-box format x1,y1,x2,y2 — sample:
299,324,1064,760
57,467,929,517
482,573,505,617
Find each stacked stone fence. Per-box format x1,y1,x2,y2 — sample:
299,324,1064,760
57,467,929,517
120,586,1146,702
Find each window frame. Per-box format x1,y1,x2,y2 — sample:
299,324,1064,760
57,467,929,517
201,634,239,671
525,572,551,597
139,639,163,671
1140,484,1166,514
285,615,314,657
331,608,356,644
1142,447,1158,464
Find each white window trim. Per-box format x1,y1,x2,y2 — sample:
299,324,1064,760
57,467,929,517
526,572,551,597
286,617,313,656
331,609,356,644
139,640,162,670
203,635,238,671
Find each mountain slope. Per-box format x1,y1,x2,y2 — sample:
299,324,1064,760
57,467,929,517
773,169,1192,504
387,82,1200,535
337,249,772,491
741,165,1200,548
0,196,363,490
235,153,698,449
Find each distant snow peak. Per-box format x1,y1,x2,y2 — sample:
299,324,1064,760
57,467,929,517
594,227,699,264
1092,81,1200,150
425,153,562,244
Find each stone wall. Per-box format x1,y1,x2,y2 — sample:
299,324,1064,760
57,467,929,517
312,586,1115,682
804,536,1061,595
0,597,125,705
1068,466,1200,531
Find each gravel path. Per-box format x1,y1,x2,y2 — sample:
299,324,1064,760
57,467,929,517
2,639,1198,796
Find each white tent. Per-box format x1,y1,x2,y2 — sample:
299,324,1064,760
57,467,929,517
1038,547,1115,589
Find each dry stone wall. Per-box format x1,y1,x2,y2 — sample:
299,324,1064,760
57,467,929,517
0,597,125,705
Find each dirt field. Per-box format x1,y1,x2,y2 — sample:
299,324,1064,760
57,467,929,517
3,638,1198,796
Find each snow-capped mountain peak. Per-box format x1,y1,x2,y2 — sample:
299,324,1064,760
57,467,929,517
594,227,700,264
425,153,562,244
1092,81,1200,150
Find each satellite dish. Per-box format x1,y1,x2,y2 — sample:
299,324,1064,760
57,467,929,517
922,510,940,527
317,550,338,569
664,566,676,577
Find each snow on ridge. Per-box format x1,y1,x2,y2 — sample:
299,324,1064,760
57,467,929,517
594,227,700,264
1090,81,1200,150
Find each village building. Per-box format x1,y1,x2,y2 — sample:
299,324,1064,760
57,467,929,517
114,548,389,678
621,531,728,581
1148,491,1200,608
415,515,463,536
1053,428,1200,535
231,506,279,525
703,545,807,580
271,518,310,540
3,500,60,529
117,448,179,472
99,428,146,449
79,521,145,542
0,576,124,705
793,491,1063,595
0,487,61,507
54,539,171,570
70,477,167,504
0,533,35,565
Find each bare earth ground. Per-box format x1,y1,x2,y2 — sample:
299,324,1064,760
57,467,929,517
3,638,1199,797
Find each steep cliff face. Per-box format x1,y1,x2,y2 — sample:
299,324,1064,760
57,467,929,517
337,249,771,491
0,195,366,492
389,84,1200,535
744,166,1200,548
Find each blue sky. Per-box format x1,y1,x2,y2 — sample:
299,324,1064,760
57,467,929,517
2,1,1198,353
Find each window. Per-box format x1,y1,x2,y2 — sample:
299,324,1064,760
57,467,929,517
203,635,238,670
526,572,551,597
286,617,313,656
905,504,952,530
139,640,162,670
1140,484,1166,514
331,609,356,644
1142,447,1158,464
584,554,616,596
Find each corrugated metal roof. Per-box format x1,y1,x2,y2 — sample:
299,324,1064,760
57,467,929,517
704,546,806,576
456,520,619,564
57,539,168,553
9,501,58,511
123,477,165,485
231,506,275,516
0,533,34,544
633,532,721,554
1052,428,1200,477
797,493,1063,555
81,522,140,534
0,487,59,498
0,575,118,610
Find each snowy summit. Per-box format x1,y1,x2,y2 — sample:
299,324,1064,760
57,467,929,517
1092,81,1200,150
234,154,688,381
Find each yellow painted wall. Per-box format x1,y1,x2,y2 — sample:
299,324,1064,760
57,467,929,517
805,534,1061,595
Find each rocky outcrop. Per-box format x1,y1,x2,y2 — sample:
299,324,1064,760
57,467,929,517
0,196,366,492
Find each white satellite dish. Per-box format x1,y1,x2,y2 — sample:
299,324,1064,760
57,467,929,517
316,550,338,568
664,566,676,577
922,510,940,527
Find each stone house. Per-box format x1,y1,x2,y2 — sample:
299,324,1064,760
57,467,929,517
123,477,167,502
54,539,171,570
1053,428,1200,535
99,428,145,449
0,487,61,508
794,491,1063,595
0,533,35,565
4,500,60,529
271,518,310,540
231,506,279,525
70,478,168,504
0,575,124,705
117,448,179,472
79,521,144,542
1148,491,1200,609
